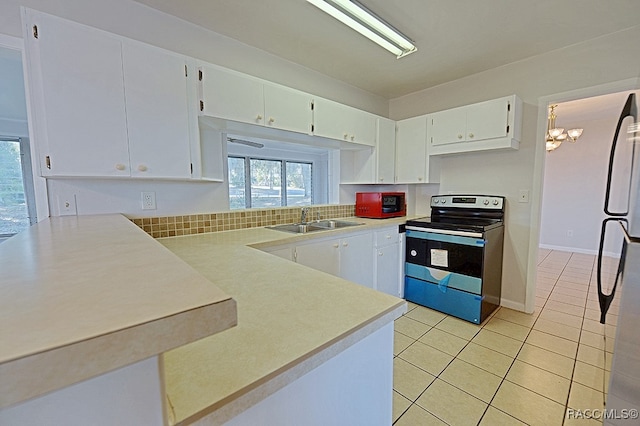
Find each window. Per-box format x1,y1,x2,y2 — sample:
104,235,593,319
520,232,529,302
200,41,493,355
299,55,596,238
228,156,313,209
0,137,36,238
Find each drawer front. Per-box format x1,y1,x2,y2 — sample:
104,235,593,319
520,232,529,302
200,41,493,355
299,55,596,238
404,276,483,324
374,228,399,247
405,263,482,295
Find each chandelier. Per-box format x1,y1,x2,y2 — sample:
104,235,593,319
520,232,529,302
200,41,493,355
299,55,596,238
546,104,583,152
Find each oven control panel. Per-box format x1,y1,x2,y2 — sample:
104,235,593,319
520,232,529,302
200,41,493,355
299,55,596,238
431,195,504,210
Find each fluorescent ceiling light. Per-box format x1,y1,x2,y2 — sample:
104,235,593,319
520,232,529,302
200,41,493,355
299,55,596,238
307,0,417,58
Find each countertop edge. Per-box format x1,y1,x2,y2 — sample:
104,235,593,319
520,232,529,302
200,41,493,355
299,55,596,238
1,297,238,410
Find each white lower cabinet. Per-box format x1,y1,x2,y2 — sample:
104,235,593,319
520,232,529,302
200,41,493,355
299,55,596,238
294,238,340,277
294,232,373,288
266,227,402,294
373,227,403,298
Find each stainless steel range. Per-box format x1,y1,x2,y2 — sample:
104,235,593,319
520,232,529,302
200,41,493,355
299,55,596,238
404,195,505,324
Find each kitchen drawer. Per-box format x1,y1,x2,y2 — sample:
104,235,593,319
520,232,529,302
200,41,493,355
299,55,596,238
404,276,483,324
374,228,399,247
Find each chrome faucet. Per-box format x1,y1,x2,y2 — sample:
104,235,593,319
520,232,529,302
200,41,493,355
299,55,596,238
300,207,310,224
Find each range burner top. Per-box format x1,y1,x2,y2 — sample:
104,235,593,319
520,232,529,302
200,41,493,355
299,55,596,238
406,194,505,236
406,216,503,233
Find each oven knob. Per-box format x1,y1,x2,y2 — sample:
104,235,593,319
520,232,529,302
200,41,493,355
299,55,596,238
410,249,417,257
483,199,489,205
440,198,447,204
433,198,439,204
493,199,499,206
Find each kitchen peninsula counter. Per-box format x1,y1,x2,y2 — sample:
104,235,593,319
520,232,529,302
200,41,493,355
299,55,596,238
0,214,237,410
159,217,408,425
1,214,406,424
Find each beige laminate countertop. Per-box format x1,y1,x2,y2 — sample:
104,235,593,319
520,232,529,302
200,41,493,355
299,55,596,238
159,217,408,425
0,214,237,409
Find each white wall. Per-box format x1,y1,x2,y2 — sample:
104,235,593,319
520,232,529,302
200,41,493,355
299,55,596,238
389,26,640,311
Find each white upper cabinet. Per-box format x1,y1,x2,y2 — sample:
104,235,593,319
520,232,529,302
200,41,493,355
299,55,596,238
339,116,395,184
312,97,376,146
23,9,194,179
428,95,522,155
198,65,312,135
198,64,264,126
25,9,130,177
122,41,192,179
376,117,396,184
395,116,439,184
263,83,313,134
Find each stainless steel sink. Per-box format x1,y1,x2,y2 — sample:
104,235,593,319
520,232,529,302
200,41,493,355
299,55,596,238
312,219,363,229
267,219,363,234
267,223,329,234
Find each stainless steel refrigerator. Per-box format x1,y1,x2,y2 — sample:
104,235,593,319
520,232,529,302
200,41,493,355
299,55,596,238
597,92,640,424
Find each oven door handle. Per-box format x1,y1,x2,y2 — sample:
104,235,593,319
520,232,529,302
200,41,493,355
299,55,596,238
406,226,483,238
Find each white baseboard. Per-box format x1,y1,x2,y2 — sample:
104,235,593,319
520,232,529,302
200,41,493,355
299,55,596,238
500,298,526,313
539,244,620,259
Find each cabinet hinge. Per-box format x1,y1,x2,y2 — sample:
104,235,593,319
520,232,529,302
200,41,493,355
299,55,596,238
190,163,193,174
45,155,51,169
198,70,203,81
507,102,511,112
185,65,188,77
506,125,510,134
32,25,38,39
310,101,314,111
311,124,314,133
200,100,204,112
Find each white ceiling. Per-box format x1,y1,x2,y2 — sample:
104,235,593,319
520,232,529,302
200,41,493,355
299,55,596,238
132,0,640,99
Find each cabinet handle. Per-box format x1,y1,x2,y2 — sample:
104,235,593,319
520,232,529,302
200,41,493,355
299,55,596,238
268,117,275,124
256,114,263,122
138,165,148,172
418,177,423,181
457,134,463,139
379,178,384,182
350,135,355,141
115,164,126,171
468,133,474,139
386,235,391,239
343,133,349,140
378,251,383,256
333,243,339,248
342,242,348,247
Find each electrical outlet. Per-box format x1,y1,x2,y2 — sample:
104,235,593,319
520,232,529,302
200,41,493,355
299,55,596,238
57,194,77,216
518,189,530,203
141,191,156,210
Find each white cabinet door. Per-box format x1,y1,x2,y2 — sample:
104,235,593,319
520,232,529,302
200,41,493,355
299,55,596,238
295,238,340,276
375,243,400,297
313,97,376,146
376,117,396,184
429,106,466,147
263,84,312,134
199,65,264,126
395,116,427,183
26,10,130,177
122,42,192,179
465,97,509,142
340,233,374,288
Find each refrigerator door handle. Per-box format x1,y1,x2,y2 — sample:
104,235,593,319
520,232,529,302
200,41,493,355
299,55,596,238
597,218,628,324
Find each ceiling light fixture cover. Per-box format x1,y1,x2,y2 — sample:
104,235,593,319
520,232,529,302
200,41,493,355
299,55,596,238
307,0,417,58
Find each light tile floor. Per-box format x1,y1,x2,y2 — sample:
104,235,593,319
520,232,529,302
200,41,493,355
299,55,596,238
393,249,619,425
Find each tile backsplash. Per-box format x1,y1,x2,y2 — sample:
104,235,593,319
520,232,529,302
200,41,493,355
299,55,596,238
130,205,355,238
